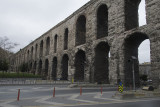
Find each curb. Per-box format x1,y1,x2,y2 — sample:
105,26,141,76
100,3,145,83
68,84,116,88
113,90,160,99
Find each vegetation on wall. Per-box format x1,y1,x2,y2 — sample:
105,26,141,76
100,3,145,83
140,74,148,81
19,62,29,72
0,59,9,72
0,72,41,78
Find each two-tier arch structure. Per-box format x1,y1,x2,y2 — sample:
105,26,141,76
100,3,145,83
12,0,160,87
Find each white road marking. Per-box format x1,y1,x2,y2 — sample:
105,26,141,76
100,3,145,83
0,100,17,107
94,93,123,101
0,92,14,94
94,93,102,99
69,94,95,103
35,96,64,105
68,94,79,99
32,87,41,90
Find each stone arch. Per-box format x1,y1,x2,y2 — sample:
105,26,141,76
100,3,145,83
94,42,110,84
52,57,57,80
46,37,50,55
74,50,86,82
44,59,49,79
27,50,30,61
97,4,108,39
54,35,58,53
61,54,69,80
38,60,42,75
64,28,69,50
125,0,141,31
29,62,32,73
33,61,36,75
35,44,38,59
31,46,34,60
123,32,149,86
76,15,86,46
40,40,43,57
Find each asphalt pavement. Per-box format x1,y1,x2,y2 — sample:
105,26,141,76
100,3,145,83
0,85,160,107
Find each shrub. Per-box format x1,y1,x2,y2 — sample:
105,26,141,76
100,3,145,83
0,72,41,78
19,63,29,72
0,59,9,72
140,74,148,81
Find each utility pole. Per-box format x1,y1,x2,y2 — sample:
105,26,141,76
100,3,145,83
131,56,137,92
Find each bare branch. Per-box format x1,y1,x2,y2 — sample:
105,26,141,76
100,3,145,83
0,36,19,52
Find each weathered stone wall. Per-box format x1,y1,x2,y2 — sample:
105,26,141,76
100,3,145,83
12,0,160,87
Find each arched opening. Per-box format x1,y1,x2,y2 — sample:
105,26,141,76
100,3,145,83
138,0,146,26
124,32,149,87
138,39,151,78
54,35,58,53
64,28,69,50
46,37,50,55
31,46,33,60
138,40,150,63
76,15,86,46
29,62,32,73
52,57,57,80
94,42,110,84
27,50,30,61
35,44,38,59
74,50,86,82
97,4,108,39
17,55,19,65
38,60,42,75
45,59,49,79
33,61,36,75
125,0,141,31
40,40,43,57
61,54,69,80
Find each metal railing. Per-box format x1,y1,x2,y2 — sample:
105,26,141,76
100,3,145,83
0,78,71,85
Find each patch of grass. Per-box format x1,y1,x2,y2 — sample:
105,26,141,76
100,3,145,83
0,72,41,78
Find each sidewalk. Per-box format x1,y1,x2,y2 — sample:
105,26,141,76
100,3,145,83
113,89,160,99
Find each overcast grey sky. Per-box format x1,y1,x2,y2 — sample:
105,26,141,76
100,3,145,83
0,0,149,63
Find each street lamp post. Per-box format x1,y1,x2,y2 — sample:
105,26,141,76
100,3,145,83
131,56,137,92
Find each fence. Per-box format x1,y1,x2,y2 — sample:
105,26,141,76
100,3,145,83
0,78,116,88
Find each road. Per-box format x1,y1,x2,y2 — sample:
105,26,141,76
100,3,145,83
0,85,159,107
0,85,116,100
75,99,160,107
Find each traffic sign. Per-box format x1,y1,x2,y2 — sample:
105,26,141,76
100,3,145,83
119,82,123,93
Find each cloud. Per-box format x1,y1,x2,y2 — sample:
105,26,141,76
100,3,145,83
0,0,90,52
0,0,150,63
138,39,150,63
0,0,90,27
139,0,147,26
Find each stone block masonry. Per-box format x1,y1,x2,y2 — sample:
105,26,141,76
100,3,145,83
12,0,160,87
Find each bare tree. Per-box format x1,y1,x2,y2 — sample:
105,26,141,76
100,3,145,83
0,36,19,52
0,36,19,72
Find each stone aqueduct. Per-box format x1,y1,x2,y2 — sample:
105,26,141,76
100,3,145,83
13,0,160,86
